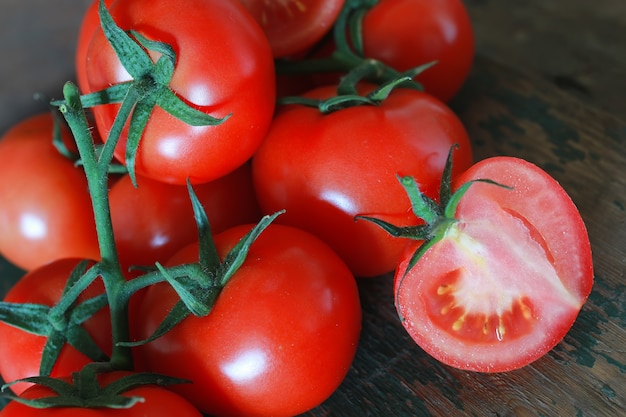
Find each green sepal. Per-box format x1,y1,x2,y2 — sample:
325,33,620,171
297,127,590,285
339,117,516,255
129,30,176,68
353,216,430,241
117,300,190,347
187,181,220,271
398,175,439,225
98,0,153,79
157,88,231,126
157,263,216,317
357,145,514,280
0,261,109,377
218,210,285,287
124,93,157,187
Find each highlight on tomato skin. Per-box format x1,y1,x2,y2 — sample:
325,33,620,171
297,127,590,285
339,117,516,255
133,223,362,417
0,113,100,271
393,156,593,373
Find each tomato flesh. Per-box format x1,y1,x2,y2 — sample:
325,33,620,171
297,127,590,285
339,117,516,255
395,157,593,372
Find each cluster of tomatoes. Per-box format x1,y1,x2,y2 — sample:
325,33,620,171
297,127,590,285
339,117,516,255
0,0,594,416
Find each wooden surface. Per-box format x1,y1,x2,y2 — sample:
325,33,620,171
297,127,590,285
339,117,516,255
1,1,625,416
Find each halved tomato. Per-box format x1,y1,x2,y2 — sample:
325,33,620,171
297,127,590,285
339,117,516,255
394,156,593,372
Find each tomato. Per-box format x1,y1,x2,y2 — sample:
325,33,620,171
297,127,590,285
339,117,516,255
252,84,473,277
84,0,276,185
75,0,114,93
360,0,474,102
0,113,99,271
134,224,362,417
237,0,345,58
0,259,111,395
394,157,594,372
0,372,203,416
109,163,261,274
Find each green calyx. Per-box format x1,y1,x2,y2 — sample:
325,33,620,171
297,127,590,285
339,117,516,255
0,261,108,378
356,146,511,276
275,0,437,113
52,0,230,186
1,366,189,409
118,183,284,348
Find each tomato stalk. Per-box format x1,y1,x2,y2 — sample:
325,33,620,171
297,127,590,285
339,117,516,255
58,82,133,371
275,0,431,91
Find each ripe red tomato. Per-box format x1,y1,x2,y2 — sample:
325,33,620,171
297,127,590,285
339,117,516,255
109,163,261,274
394,157,594,372
361,0,475,102
84,0,276,184
134,224,362,417
0,259,111,395
0,113,99,271
75,0,114,93
252,84,473,277
237,0,345,57
0,372,203,416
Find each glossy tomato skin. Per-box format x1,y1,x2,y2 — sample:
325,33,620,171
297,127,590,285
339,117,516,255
394,157,593,372
361,0,475,102
109,162,261,274
75,0,114,93
135,224,362,417
0,372,203,416
0,259,111,395
84,0,276,185
252,84,473,277
0,114,99,271
238,0,345,57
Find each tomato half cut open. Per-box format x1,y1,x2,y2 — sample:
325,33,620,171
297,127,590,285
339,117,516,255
395,156,593,372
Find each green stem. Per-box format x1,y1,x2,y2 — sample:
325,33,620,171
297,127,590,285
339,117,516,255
58,82,133,370
122,263,206,297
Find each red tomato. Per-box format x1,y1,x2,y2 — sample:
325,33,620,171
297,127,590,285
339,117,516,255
394,157,594,372
109,163,261,274
237,0,345,57
75,0,114,93
0,259,111,395
252,84,473,277
84,0,276,184
135,224,362,417
0,372,203,416
361,0,475,102
0,114,99,271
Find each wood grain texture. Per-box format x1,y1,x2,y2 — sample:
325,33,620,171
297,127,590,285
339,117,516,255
464,0,626,116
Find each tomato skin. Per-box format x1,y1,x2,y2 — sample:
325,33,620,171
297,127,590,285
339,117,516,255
0,372,203,416
361,0,475,102
252,84,473,277
75,0,114,93
0,259,111,395
0,114,99,271
109,162,261,274
238,0,345,57
135,224,362,417
394,157,593,372
84,0,276,184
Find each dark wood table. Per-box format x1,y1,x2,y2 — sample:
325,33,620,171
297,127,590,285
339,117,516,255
1,1,624,416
